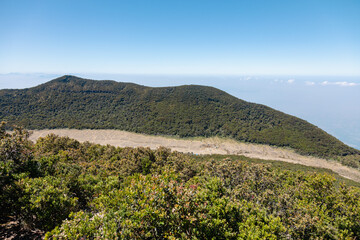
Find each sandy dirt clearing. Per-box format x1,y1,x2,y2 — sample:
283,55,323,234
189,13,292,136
29,129,360,182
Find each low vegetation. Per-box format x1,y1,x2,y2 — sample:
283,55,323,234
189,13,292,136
1,75,359,164
1,122,360,239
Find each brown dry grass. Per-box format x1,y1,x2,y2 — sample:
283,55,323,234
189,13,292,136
29,129,360,182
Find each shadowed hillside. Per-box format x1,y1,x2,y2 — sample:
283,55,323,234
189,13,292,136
1,75,359,161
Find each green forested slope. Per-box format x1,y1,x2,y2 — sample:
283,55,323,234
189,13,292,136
1,75,359,159
1,124,360,239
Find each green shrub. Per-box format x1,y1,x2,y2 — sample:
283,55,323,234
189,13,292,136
47,172,286,239
1,126,359,238
18,176,79,231
0,122,34,219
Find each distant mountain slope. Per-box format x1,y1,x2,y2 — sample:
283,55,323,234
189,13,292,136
1,75,359,160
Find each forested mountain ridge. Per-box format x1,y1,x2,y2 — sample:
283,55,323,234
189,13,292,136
1,75,359,160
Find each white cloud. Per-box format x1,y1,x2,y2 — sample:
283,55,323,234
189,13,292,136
273,79,284,83
305,81,315,86
287,79,295,84
335,82,358,87
321,81,359,87
321,81,329,86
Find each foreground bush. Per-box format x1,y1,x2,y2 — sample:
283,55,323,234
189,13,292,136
0,122,34,219
45,168,360,239
18,176,79,231
46,172,286,239
1,124,359,239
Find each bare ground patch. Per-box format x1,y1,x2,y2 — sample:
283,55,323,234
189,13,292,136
29,129,360,182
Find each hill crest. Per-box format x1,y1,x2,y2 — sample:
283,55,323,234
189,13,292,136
1,75,359,163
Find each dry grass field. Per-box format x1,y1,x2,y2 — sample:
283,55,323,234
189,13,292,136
29,129,360,182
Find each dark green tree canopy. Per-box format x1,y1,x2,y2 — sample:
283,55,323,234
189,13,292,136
1,124,360,239
1,75,359,159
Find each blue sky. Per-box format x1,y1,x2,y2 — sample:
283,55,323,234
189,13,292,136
1,0,359,75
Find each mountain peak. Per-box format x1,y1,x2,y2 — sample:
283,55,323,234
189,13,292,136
1,76,360,163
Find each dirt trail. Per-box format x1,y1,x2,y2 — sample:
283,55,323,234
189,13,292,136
29,129,360,182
